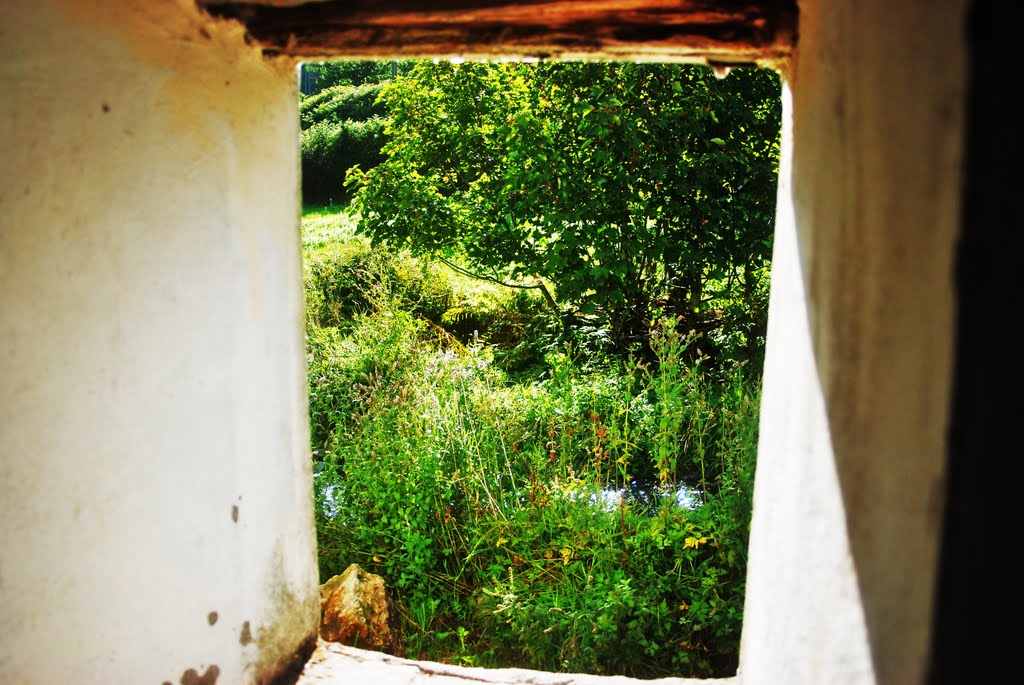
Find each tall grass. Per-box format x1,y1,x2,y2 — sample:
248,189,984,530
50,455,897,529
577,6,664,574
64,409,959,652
304,207,761,678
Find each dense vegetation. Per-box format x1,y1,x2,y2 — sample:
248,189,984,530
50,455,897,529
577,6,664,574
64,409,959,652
303,60,780,678
306,208,760,678
348,62,780,361
299,61,417,205
301,60,419,95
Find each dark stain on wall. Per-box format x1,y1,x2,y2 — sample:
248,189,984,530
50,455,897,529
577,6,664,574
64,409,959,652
176,664,220,685
257,631,318,685
240,620,254,646
208,611,219,626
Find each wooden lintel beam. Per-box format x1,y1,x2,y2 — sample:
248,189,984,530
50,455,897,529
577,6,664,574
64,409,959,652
200,0,797,64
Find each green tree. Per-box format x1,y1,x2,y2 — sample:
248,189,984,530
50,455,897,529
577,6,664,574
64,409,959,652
348,62,781,358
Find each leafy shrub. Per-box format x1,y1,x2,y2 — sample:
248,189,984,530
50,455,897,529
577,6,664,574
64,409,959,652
300,83,395,205
304,236,398,330
302,117,389,205
301,83,388,130
304,227,544,357
301,60,420,96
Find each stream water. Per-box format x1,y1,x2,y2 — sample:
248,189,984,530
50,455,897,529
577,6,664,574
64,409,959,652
314,461,702,520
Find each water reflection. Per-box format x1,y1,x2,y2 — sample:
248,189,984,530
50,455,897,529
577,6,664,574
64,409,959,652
582,482,703,514
314,461,344,519
315,464,701,521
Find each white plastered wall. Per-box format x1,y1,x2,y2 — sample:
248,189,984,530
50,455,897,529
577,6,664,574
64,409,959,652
738,81,876,685
0,1,318,683
740,1,965,684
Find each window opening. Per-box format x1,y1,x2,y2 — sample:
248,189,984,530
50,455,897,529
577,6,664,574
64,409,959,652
300,57,782,680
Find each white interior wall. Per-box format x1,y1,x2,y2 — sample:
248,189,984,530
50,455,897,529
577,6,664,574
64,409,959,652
740,1,965,683
0,1,318,683
739,81,876,685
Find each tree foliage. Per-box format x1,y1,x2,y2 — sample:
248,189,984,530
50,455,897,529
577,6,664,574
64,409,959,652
348,62,781,360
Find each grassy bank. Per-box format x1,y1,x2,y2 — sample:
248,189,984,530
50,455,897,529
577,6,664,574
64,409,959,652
304,206,761,678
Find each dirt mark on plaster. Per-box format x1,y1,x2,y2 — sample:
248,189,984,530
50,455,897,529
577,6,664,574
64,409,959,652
241,620,254,646
163,663,220,685
182,664,221,685
251,540,319,684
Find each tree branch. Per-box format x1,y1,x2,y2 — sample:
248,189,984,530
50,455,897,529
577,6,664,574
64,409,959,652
435,255,563,323
437,256,535,290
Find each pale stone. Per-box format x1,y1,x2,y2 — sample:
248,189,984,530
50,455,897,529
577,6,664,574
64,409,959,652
320,564,399,653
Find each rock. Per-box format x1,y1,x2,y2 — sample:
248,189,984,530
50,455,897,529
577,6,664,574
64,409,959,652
319,563,399,653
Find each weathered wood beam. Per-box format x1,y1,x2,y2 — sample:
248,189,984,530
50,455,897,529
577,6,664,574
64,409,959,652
200,0,796,64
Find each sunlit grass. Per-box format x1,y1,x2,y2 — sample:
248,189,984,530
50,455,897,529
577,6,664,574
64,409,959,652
302,204,360,248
